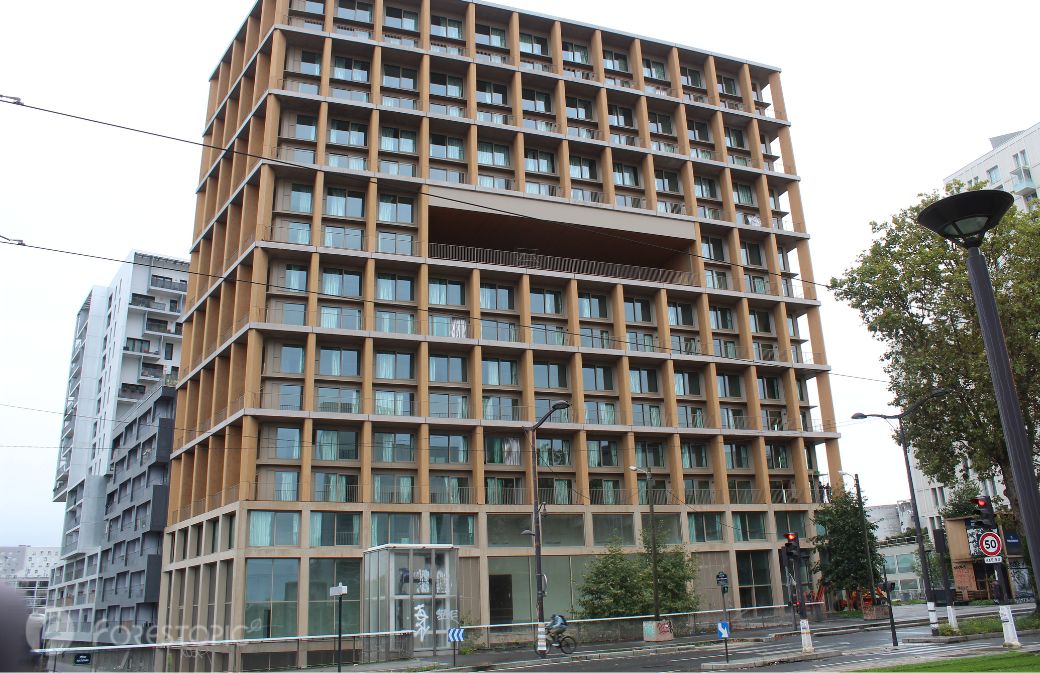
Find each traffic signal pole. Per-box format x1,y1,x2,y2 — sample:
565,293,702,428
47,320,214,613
973,496,1019,647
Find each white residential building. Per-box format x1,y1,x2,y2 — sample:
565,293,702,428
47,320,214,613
945,122,1040,208
0,546,61,614
46,251,187,646
865,502,913,540
910,458,1004,534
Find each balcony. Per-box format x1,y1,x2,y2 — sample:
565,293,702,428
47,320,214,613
372,486,414,504
429,243,696,287
118,383,146,401
537,487,575,505
1011,167,1035,195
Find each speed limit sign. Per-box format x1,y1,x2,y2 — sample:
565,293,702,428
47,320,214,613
979,531,1003,557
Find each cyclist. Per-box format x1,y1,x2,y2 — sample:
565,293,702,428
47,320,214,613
546,613,568,641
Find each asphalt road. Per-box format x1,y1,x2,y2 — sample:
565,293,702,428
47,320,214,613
488,623,1040,672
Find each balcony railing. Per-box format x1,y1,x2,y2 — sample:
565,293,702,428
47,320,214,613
150,276,187,292
429,243,697,286
537,487,575,505
728,488,762,504
639,488,673,505
684,489,717,505
430,487,473,504
372,487,414,504
589,489,629,505
486,487,526,505
770,487,799,504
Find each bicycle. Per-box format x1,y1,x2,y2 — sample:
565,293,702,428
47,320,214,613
536,629,577,656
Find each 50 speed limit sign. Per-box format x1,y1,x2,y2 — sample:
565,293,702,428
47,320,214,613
979,531,1003,557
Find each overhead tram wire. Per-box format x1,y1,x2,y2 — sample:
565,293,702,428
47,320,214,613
0,95,837,292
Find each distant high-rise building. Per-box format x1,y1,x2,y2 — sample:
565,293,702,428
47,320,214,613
945,122,1040,208
161,0,845,667
0,546,60,615
46,252,187,646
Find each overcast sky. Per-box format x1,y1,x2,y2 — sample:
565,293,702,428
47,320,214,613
2,1,1037,546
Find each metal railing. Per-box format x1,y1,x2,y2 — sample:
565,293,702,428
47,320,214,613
684,489,717,504
429,243,697,286
429,487,473,504
770,487,799,504
486,487,527,505
728,487,763,504
589,488,629,505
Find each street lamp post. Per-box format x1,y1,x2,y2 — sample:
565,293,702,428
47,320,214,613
918,190,1040,615
528,401,571,657
853,474,877,611
852,388,950,636
328,583,348,673
630,464,662,621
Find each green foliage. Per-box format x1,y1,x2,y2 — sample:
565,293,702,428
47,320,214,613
811,491,884,596
575,542,647,618
639,524,700,614
576,526,699,618
866,651,1040,672
939,480,984,520
937,612,1040,636
830,185,1040,534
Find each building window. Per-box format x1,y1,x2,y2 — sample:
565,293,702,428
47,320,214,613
244,559,299,638
648,112,673,135
337,0,372,22
482,358,518,386
429,433,469,463
429,354,466,383
724,442,751,469
681,442,708,468
476,80,508,105
377,194,414,223
370,513,419,545
384,5,418,31
313,429,358,460
689,512,723,542
582,365,614,391
613,163,640,187
602,49,629,72
376,273,414,301
248,511,300,546
431,514,475,545
479,283,514,310
569,156,597,181
519,33,549,55
430,15,463,39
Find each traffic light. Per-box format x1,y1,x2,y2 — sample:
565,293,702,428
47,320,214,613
972,495,997,529
783,532,801,565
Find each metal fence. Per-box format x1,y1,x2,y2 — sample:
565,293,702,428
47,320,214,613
38,630,414,672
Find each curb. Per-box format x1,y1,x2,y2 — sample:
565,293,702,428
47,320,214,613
701,649,842,670
904,627,1040,644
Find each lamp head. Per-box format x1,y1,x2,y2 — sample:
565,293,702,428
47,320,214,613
550,401,571,411
917,190,1013,248
628,465,639,472
851,412,867,420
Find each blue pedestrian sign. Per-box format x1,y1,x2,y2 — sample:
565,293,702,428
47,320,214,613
448,627,465,643
717,621,730,640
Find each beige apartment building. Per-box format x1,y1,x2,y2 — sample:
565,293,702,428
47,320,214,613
161,0,843,666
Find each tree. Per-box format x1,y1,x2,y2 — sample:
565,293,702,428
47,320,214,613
811,491,884,606
831,184,1040,610
576,526,699,618
830,184,1040,563
939,480,984,520
576,542,647,618
640,524,700,614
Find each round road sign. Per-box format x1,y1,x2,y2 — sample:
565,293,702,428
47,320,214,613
979,531,1003,557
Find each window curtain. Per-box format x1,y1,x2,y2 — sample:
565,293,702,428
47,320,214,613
315,431,337,460
479,286,496,310
273,471,298,500
503,437,521,466
374,391,395,415
322,273,341,296
429,282,446,305
376,354,395,380
249,511,273,546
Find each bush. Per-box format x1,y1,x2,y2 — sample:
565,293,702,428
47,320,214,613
939,612,1040,636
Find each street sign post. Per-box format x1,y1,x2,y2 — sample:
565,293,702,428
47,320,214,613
448,627,464,666
329,584,348,673
717,621,730,662
979,531,1003,557
716,571,730,661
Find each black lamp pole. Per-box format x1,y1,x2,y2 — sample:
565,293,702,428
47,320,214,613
918,190,1040,612
529,401,570,656
853,388,949,635
632,464,662,621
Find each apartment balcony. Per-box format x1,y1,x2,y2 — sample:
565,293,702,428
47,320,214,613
124,339,159,357
117,383,147,402
428,243,696,286
128,295,167,312
372,487,414,504
537,487,576,506
1011,167,1035,195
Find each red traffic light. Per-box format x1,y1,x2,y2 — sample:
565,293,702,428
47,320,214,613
972,496,990,508
784,532,798,542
